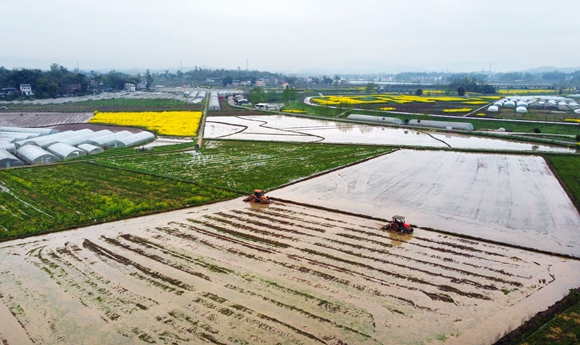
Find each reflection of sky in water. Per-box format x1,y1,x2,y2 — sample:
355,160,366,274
204,115,576,153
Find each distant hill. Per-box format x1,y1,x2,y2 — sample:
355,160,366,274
524,66,580,74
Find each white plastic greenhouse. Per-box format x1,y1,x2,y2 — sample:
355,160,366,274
209,92,220,110
0,149,24,168
516,106,528,113
487,105,499,112
14,130,83,148
516,101,528,108
0,131,42,142
77,144,104,155
85,130,133,147
347,114,404,124
408,120,474,131
0,127,58,135
58,130,107,146
0,140,16,153
47,142,86,160
16,145,60,165
108,131,155,148
67,130,114,146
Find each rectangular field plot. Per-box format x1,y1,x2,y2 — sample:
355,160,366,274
0,162,239,238
270,150,580,257
0,199,578,345
204,115,576,153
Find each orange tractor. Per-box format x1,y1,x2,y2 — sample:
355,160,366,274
244,189,271,204
382,215,413,234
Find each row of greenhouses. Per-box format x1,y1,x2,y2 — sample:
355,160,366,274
346,114,474,130
0,127,155,168
488,96,580,113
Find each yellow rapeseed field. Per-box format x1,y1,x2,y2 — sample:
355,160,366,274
443,108,472,113
497,89,556,95
90,111,203,136
311,94,494,106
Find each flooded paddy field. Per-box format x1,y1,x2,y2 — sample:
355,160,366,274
270,150,580,258
1,198,578,345
203,115,577,153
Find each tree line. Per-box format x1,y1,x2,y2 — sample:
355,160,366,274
0,63,142,99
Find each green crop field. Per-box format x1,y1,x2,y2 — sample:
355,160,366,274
0,162,240,239
518,298,580,345
546,155,580,209
0,141,392,241
1,98,202,112
95,140,393,192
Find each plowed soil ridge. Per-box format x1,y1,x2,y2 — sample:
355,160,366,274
0,201,569,345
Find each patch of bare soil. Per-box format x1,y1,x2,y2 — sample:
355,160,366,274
50,123,145,133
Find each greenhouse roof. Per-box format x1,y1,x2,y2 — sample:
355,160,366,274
0,127,58,135
77,144,104,155
16,145,60,165
47,142,86,160
0,148,24,168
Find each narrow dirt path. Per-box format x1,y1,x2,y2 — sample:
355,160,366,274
196,94,209,148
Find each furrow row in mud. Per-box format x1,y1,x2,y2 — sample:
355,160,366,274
83,239,196,291
221,208,528,286
0,199,559,345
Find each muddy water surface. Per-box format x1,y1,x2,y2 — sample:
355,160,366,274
270,150,580,257
0,198,579,344
203,115,577,153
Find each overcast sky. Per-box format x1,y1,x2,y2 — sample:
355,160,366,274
2,0,579,74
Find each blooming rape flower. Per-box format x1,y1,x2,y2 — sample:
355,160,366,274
89,111,202,136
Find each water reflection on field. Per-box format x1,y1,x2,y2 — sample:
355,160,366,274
204,115,576,153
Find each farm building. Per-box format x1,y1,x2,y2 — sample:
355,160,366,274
77,144,104,155
16,145,60,165
108,131,155,148
0,127,58,136
0,149,24,168
46,143,86,160
408,120,474,131
209,92,220,110
347,114,404,124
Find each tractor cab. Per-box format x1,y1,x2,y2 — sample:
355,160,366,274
244,189,271,204
382,215,413,234
392,215,406,227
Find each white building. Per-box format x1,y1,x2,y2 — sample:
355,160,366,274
19,84,33,96
124,83,136,92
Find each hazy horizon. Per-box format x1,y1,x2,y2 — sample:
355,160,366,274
2,0,579,75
